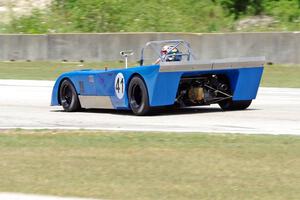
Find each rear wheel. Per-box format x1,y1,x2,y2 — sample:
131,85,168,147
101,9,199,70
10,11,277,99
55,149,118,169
128,76,150,115
59,79,81,112
219,100,252,111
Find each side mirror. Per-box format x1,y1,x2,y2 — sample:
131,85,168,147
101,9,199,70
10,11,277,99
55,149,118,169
120,50,134,57
120,50,134,69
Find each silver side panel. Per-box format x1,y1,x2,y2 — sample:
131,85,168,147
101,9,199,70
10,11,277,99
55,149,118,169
159,56,265,72
78,96,114,109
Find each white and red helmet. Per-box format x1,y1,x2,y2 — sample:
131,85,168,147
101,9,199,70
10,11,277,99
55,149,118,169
160,45,181,61
161,45,178,55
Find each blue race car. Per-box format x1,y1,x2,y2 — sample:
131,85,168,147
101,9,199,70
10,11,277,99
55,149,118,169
51,40,264,115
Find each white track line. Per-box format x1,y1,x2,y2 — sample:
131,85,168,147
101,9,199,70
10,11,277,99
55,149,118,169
0,126,296,135
0,193,102,200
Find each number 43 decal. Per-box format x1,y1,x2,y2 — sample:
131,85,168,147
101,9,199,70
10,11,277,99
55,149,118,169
114,73,125,99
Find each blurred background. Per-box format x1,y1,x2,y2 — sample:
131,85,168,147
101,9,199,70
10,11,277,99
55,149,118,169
0,0,299,34
0,0,299,87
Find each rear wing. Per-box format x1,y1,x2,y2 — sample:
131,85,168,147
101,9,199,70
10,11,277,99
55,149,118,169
159,57,265,72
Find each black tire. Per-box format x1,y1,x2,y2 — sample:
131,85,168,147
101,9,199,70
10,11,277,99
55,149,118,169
219,100,252,111
59,79,81,112
128,76,151,116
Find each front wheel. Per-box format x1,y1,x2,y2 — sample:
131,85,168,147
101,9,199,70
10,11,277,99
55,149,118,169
128,76,151,116
219,100,252,111
59,79,81,112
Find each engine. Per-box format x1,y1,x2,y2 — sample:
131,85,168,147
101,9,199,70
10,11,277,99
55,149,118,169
176,74,232,106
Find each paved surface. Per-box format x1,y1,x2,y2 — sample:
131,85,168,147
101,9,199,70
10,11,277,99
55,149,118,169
0,79,299,135
0,193,100,200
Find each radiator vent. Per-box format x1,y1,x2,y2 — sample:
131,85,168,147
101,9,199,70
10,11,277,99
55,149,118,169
79,81,84,93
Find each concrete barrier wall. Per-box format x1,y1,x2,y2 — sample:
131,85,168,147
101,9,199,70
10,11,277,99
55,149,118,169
0,34,47,60
0,32,299,64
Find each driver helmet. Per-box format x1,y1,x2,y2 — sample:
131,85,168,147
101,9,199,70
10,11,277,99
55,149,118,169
160,45,182,62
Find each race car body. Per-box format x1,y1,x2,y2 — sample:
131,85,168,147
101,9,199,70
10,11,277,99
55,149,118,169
51,40,264,115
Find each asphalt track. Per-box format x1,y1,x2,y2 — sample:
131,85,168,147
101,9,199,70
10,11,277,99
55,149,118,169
0,79,299,135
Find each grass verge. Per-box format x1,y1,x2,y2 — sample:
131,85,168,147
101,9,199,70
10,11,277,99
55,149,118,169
261,64,300,88
0,61,137,80
0,61,299,88
0,130,300,200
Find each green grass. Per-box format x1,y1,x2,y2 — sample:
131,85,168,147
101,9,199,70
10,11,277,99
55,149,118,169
0,130,300,200
0,61,299,88
261,64,300,88
1,0,300,33
0,61,138,80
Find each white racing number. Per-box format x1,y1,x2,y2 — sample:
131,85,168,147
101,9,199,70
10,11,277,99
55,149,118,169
114,73,125,99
